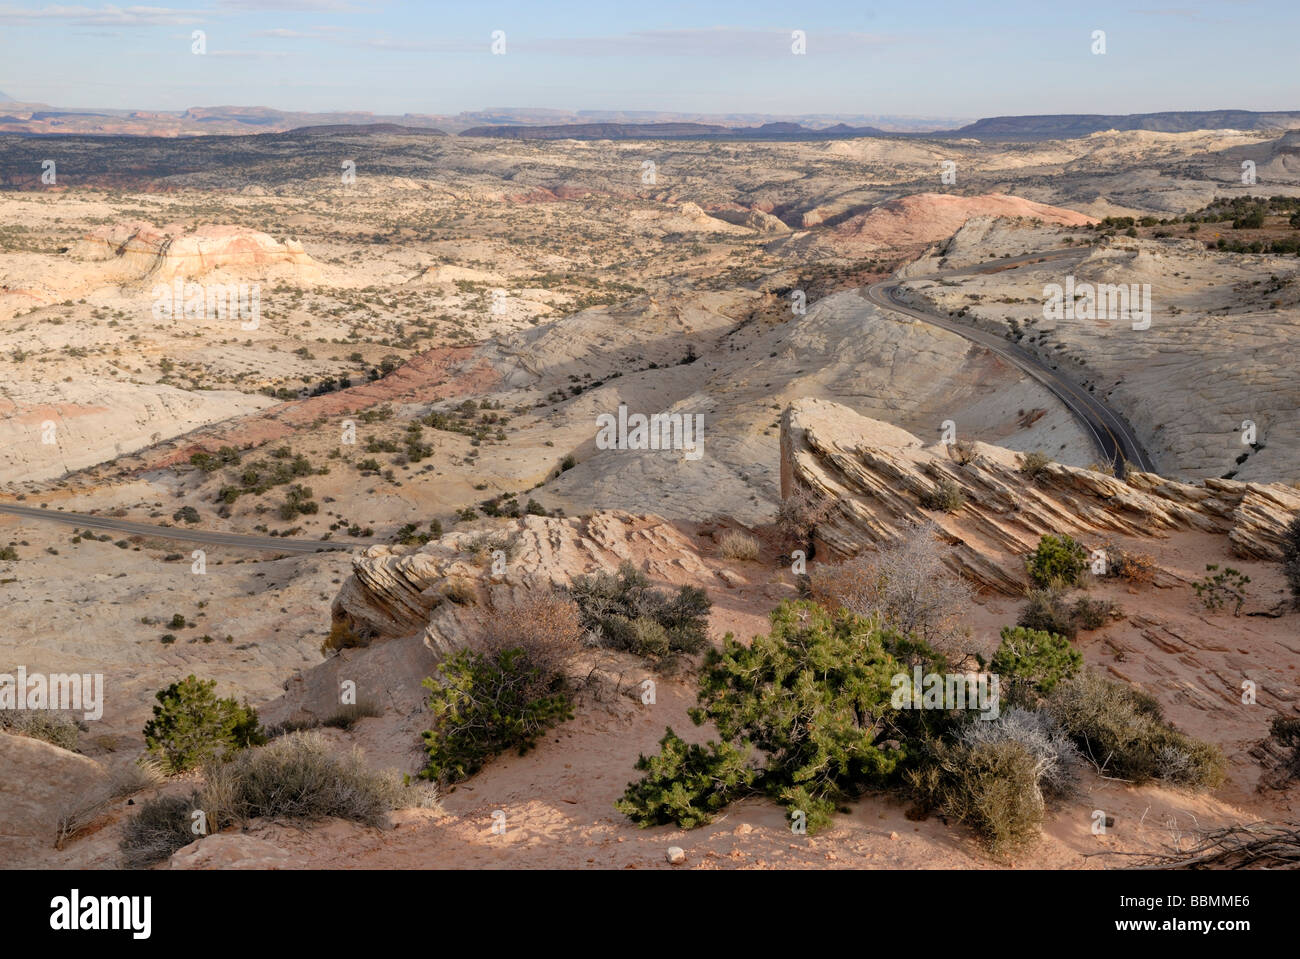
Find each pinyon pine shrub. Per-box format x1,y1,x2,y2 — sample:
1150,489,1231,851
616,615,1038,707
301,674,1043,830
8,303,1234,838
419,647,573,785
142,675,265,773
1025,534,1089,588
990,626,1083,701
619,601,937,834
615,731,756,829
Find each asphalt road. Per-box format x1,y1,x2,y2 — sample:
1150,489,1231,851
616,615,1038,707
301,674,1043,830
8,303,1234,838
0,502,367,553
862,249,1158,475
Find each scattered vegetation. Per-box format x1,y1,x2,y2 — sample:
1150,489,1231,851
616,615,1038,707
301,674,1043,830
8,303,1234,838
1192,564,1251,616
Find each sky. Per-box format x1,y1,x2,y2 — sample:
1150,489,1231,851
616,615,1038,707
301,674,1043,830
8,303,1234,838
0,0,1297,120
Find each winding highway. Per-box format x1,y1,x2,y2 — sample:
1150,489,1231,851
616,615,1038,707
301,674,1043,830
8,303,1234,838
0,502,367,553
862,249,1158,475
0,248,1155,545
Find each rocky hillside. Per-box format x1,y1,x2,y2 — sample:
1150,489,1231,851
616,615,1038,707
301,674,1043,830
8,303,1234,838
781,397,1300,595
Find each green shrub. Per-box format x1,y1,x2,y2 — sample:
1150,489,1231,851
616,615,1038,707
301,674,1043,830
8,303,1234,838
1071,596,1117,631
568,561,711,662
619,601,911,834
616,730,757,829
1046,672,1226,787
990,626,1082,697
1025,534,1088,588
419,647,572,785
0,545,17,561
142,675,266,773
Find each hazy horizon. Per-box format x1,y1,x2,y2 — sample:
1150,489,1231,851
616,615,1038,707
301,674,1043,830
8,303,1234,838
1,0,1298,119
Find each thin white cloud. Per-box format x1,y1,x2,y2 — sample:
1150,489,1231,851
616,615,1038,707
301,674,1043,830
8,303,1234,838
0,4,207,26
523,27,891,57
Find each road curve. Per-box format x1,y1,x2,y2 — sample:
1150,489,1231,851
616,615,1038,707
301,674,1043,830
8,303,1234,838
862,249,1158,475
0,502,368,554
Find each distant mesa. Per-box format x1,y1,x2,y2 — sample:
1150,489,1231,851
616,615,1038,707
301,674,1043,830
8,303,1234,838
458,121,888,141
951,109,1300,140
74,222,321,282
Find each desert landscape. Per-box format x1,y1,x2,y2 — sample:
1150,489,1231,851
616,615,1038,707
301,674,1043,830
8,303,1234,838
2,14,1300,895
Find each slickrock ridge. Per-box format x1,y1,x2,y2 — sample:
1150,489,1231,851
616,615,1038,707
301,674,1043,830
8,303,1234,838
74,221,321,282
781,398,1300,594
333,512,716,653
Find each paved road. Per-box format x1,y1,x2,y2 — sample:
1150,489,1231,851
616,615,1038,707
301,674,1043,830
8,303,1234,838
0,502,368,553
862,249,1158,474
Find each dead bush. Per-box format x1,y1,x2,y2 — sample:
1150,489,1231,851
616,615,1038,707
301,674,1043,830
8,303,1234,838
809,522,974,654
480,588,584,693
774,487,833,549
1108,547,1156,586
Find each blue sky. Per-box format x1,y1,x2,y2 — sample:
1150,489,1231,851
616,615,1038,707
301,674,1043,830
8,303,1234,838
0,1,1297,119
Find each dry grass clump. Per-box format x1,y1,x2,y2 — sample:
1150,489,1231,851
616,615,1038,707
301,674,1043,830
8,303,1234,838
0,709,82,752
1046,672,1226,787
1107,546,1157,586
54,758,167,851
120,732,416,867
718,530,760,561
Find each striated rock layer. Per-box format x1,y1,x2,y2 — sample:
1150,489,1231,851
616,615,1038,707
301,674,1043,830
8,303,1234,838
74,221,321,282
780,397,1300,595
333,511,716,651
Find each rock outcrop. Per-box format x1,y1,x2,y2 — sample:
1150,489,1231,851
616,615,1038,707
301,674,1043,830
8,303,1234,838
333,511,716,651
74,222,321,282
781,398,1300,594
